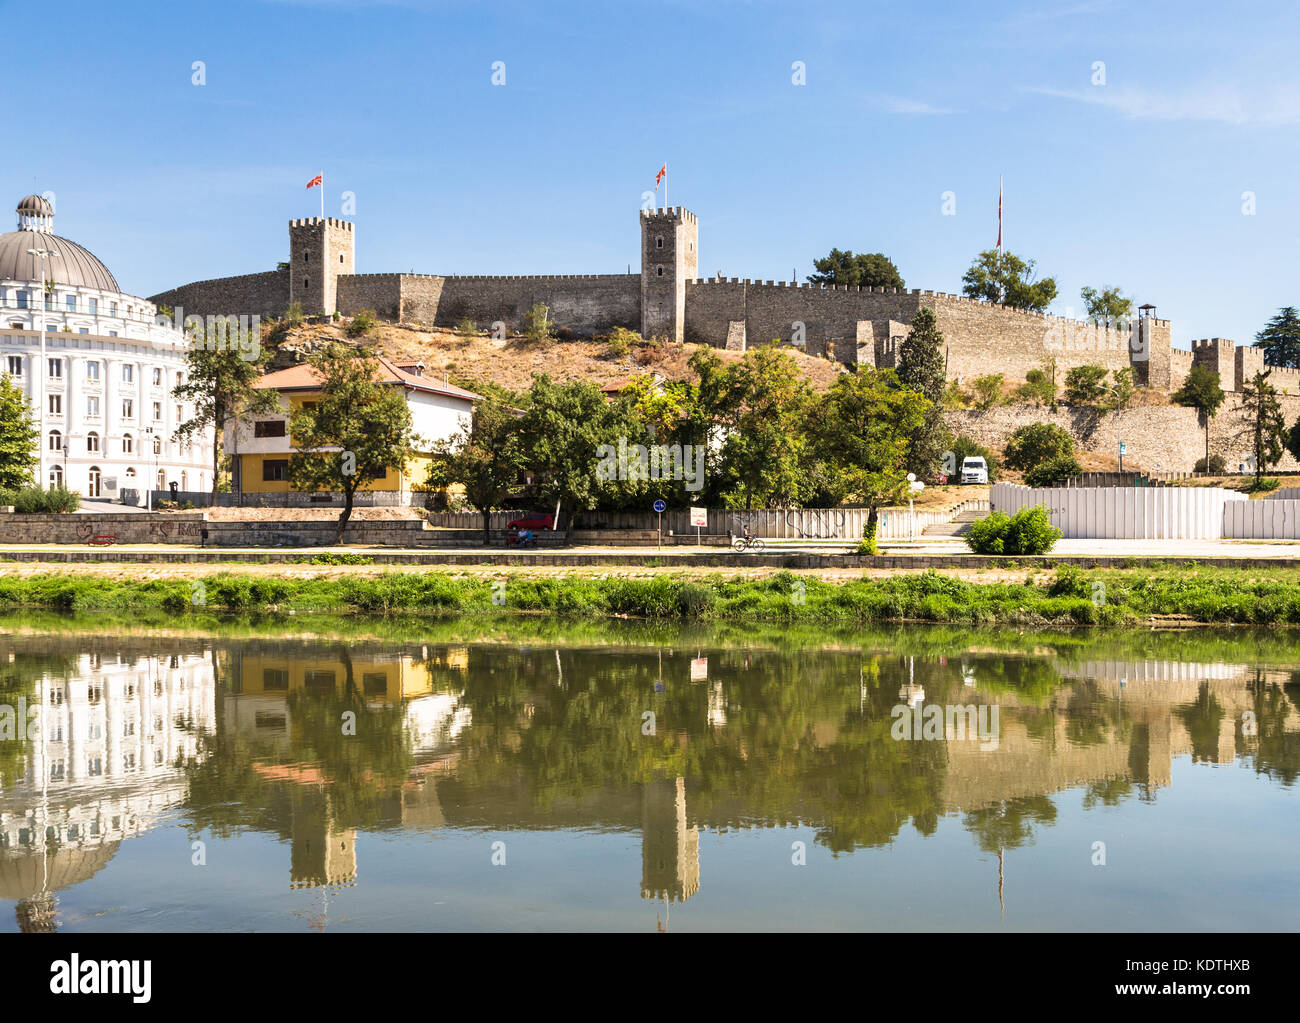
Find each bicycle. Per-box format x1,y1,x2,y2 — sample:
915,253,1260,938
730,531,765,553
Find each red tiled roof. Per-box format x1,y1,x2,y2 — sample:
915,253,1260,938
255,356,481,402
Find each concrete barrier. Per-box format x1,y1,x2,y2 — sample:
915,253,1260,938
990,483,1246,539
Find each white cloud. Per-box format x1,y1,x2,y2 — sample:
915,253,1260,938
867,94,959,116
1026,83,1300,127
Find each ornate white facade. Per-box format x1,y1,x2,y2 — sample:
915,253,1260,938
0,195,214,499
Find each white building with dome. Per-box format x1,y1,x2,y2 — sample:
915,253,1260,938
0,195,214,500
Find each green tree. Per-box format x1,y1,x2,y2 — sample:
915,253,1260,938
1236,370,1287,486
1255,307,1300,368
518,374,637,529
521,303,555,344
1004,422,1074,471
173,329,278,503
971,374,1005,410
429,398,524,545
895,308,948,475
1080,285,1132,323
808,248,904,289
1062,364,1109,407
1015,364,1056,406
0,374,38,492
1172,363,1226,471
814,367,926,551
961,249,1057,311
1108,367,1135,410
287,344,416,543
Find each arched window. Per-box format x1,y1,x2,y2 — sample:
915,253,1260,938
153,436,162,455
48,430,61,452
87,467,101,498
86,432,100,453
125,467,136,479
156,469,166,489
49,465,62,487
181,471,188,490
122,434,133,454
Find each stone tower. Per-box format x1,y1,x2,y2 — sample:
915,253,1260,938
289,217,355,316
640,207,698,342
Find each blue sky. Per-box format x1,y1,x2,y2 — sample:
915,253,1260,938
3,0,1297,350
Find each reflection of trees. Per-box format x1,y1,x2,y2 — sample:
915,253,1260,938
1245,676,1300,785
1174,684,1225,764
963,796,1058,853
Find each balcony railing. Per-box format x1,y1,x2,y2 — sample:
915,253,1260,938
0,295,163,326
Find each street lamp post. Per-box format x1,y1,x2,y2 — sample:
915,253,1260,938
26,248,59,489
1109,384,1124,473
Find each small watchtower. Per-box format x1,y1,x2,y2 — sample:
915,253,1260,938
640,207,698,342
289,217,355,316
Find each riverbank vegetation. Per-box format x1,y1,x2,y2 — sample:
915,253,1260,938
4,564,1300,626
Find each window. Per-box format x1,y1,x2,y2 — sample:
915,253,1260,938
176,372,184,385
87,466,101,497
253,420,287,438
48,430,61,451
122,399,133,419
656,236,664,249
262,459,289,482
656,266,664,277
88,298,97,314
87,757,102,777
108,331,117,337
65,295,75,311
86,396,100,417
122,433,133,453
86,432,100,453
44,293,52,311
340,254,344,264
48,465,62,487
110,302,117,316
152,436,162,455
152,401,161,420
6,356,20,375
156,469,165,489
78,327,88,334
47,358,61,378
16,291,27,309
303,278,309,289
125,467,136,478
175,404,182,422
86,362,101,387
122,364,133,383
152,367,161,386
305,669,335,690
48,394,61,415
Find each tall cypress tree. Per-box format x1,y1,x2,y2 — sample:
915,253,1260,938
896,307,948,475
1256,307,1300,368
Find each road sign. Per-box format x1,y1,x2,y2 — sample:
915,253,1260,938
689,507,707,528
653,499,666,513
1119,442,1127,455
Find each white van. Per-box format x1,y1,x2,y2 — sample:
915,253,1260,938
960,456,989,485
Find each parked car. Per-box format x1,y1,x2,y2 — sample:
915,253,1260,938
507,512,554,530
960,456,989,485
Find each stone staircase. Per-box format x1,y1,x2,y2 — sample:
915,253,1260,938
922,501,989,537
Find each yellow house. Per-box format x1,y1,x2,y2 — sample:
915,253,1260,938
226,358,479,501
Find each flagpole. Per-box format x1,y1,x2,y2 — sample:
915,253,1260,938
997,175,1003,252
320,172,325,220
664,163,668,211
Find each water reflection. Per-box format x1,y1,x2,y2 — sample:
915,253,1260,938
0,628,1297,931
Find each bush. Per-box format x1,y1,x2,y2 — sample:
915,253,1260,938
1194,454,1227,474
603,326,640,359
345,310,377,338
946,436,999,483
11,486,81,514
179,500,196,510
965,506,1061,555
455,316,478,339
971,373,1005,409
1063,364,1109,407
855,519,879,555
283,300,305,328
1239,476,1281,494
521,303,554,344
1016,368,1055,406
1004,422,1074,471
1024,455,1083,488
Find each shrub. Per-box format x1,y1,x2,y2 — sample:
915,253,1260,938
1016,368,1055,406
11,486,80,514
1239,476,1280,494
179,500,196,510
855,519,879,555
1194,454,1227,474
676,582,716,616
345,310,377,338
965,506,1061,555
603,326,640,359
521,303,554,344
283,300,305,328
971,373,1005,409
455,317,478,339
1063,364,1109,406
946,436,999,483
1004,422,1074,471
1024,455,1083,488
311,552,374,565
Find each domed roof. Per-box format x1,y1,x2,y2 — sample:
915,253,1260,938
16,194,53,216
0,230,121,292
0,194,122,292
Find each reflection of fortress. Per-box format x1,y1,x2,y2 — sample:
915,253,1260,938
0,644,216,931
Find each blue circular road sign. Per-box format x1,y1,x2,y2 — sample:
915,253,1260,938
653,500,667,513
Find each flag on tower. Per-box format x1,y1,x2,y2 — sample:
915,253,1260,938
655,163,666,189
306,174,323,189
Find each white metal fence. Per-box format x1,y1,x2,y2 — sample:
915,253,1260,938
1222,499,1300,539
990,483,1246,540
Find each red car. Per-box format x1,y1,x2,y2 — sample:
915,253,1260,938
507,513,553,530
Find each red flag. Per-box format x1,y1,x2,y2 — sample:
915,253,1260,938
655,163,666,189
306,174,323,189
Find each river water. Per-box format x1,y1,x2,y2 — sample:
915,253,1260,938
0,615,1296,931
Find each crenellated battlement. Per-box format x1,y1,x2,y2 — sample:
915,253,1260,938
640,206,697,223
289,217,354,231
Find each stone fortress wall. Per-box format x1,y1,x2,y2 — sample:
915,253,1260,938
153,205,1275,401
